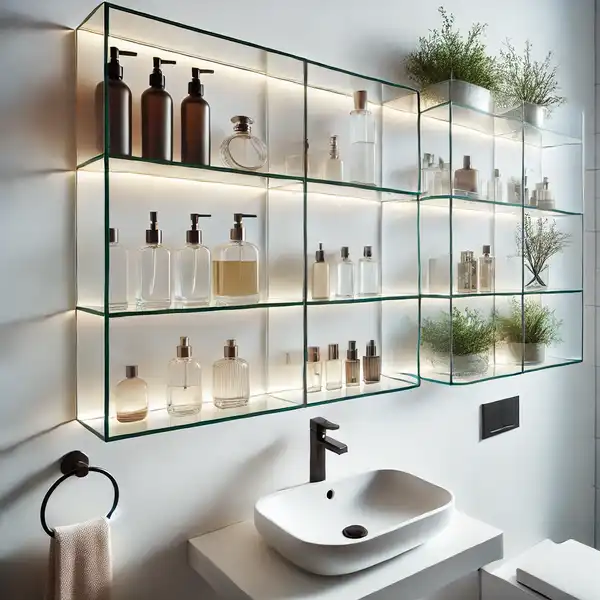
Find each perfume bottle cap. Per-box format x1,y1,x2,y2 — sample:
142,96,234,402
340,246,350,260
108,46,137,81
315,242,325,263
482,244,491,255
146,211,162,245
308,346,321,363
329,135,340,159
494,168,500,178
328,343,339,360
347,340,358,360
231,115,254,134
188,67,215,96
149,56,177,89
353,90,368,111
224,339,238,358
109,227,118,244
176,336,192,358
363,245,373,259
460,250,474,262
543,176,549,190
365,340,378,357
125,365,138,378
463,155,471,169
423,152,435,167
230,213,257,241
186,213,211,245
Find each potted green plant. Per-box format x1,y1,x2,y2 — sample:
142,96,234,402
497,40,566,128
421,306,496,376
405,7,501,112
498,297,562,364
516,215,571,290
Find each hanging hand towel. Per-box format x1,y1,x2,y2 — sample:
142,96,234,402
46,516,112,600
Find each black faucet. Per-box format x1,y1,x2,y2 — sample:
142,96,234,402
310,417,348,483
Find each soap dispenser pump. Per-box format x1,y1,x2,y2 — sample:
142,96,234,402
181,67,215,166
141,56,177,161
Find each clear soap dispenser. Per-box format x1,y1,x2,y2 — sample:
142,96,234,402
109,227,128,310
213,339,250,409
137,211,171,309
174,213,212,306
167,336,203,416
212,213,259,305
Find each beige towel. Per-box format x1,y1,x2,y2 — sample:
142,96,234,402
46,517,112,600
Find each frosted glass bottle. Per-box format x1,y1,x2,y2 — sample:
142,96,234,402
213,339,250,409
109,227,128,310
307,346,322,393
115,365,148,423
336,246,354,298
358,245,379,296
349,90,376,185
137,211,171,309
167,337,203,416
174,213,211,306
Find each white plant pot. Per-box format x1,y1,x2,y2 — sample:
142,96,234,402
422,80,494,114
508,342,546,365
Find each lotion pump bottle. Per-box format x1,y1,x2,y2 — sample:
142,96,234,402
181,67,215,165
167,336,203,416
141,56,177,161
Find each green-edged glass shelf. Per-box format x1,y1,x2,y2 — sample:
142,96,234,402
422,288,583,300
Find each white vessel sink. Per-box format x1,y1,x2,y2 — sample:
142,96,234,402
254,469,454,576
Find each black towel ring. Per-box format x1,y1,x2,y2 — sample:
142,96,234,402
40,450,119,537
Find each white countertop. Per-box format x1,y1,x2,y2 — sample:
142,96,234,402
188,512,503,600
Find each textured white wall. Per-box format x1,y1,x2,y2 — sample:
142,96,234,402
0,1,595,599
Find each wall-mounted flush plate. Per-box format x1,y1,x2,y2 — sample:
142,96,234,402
481,396,519,440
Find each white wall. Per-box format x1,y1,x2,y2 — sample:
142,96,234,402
0,1,595,599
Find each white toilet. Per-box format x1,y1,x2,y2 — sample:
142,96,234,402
482,539,600,600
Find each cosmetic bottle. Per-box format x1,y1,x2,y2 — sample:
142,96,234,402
345,341,360,387
307,346,323,393
220,116,267,171
434,157,451,195
358,245,379,296
174,213,212,306
325,343,342,391
136,211,171,309
212,213,259,305
213,339,250,409
454,155,479,195
109,227,128,310
324,135,344,181
181,67,214,165
478,245,495,293
96,46,137,156
487,168,504,202
363,340,381,384
312,242,330,300
115,365,148,423
141,56,177,161
336,246,355,298
167,337,203,416
537,177,555,209
457,250,478,294
421,153,436,195
349,90,376,185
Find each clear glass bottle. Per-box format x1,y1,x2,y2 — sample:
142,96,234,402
434,157,451,195
115,365,148,423
421,152,437,195
478,245,495,293
167,336,203,416
487,168,504,202
363,340,381,384
324,135,344,181
137,211,171,309
349,90,376,185
307,346,322,393
358,245,379,296
220,115,267,171
312,242,330,300
325,343,342,391
174,213,212,306
345,341,360,387
213,339,250,409
336,246,355,298
457,250,478,294
109,227,128,311
212,213,259,305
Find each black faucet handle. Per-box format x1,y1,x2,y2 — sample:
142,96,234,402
310,417,340,432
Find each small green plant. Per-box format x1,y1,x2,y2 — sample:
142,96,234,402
405,7,501,90
421,306,496,356
498,298,562,345
497,40,565,110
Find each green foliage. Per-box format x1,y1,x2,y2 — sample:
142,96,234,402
421,306,496,356
498,298,562,345
405,7,501,90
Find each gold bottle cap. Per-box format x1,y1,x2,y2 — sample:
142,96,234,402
353,90,368,111
308,346,321,363
177,336,192,358
328,344,339,360
125,365,138,378
224,339,238,358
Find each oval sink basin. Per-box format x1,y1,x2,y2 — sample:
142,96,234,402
254,469,454,576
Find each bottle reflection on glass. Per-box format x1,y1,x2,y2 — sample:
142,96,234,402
363,340,381,384
307,346,322,393
115,365,148,423
345,341,360,387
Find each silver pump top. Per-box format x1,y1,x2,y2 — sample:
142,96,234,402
423,153,435,167
328,343,339,360
363,245,373,259
329,135,340,160
315,242,325,263
231,115,253,135
125,365,138,378
353,90,368,111
460,250,474,262
186,213,211,245
146,211,162,245
365,339,378,357
308,346,321,363
543,176,549,189
176,336,192,359
340,246,350,260
347,340,358,360
230,213,257,241
482,244,491,255
109,227,118,244
224,339,238,358
463,155,471,169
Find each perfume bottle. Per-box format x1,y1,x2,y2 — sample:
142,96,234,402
487,169,504,202
457,250,478,294
109,227,128,310
358,245,379,296
306,346,322,393
478,245,495,293
312,242,330,300
115,365,148,423
167,337,203,416
434,157,451,195
454,155,479,194
336,246,355,298
220,116,267,171
137,211,171,309
363,340,381,384
212,213,259,305
174,213,212,306
345,341,360,387
349,90,376,185
213,339,250,409
325,343,342,391
324,135,344,181
537,177,555,209
421,152,436,194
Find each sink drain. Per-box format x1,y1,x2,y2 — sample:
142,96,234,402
342,525,368,539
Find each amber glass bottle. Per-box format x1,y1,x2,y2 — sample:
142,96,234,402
181,67,214,165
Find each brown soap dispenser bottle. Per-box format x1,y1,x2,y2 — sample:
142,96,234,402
181,67,215,165
141,56,177,161
95,46,137,156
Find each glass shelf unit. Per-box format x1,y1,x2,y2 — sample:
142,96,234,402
418,86,583,385
76,4,421,441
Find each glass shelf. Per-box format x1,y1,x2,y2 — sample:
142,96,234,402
307,294,419,306
422,288,583,299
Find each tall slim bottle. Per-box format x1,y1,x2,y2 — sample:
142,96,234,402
345,341,360,387
349,90,376,185
336,247,354,298
326,343,342,391
478,245,495,292
358,245,379,296
109,227,128,310
312,242,330,300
